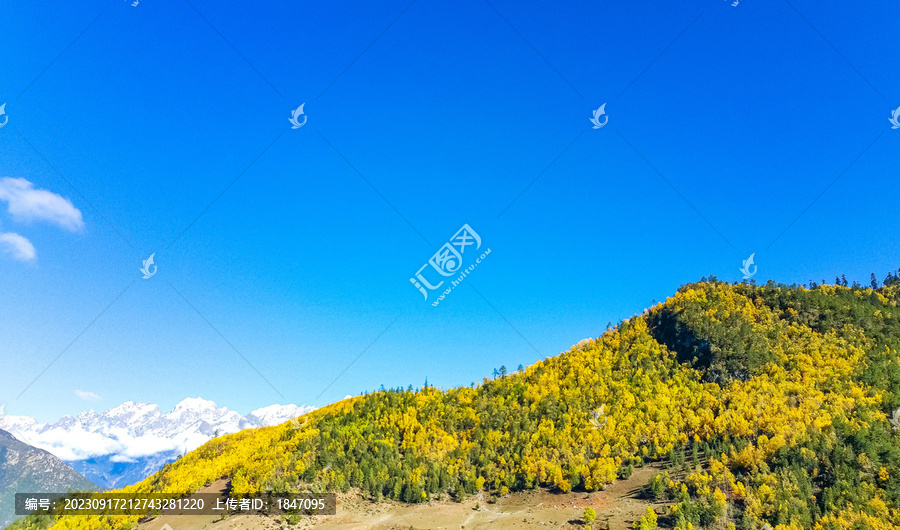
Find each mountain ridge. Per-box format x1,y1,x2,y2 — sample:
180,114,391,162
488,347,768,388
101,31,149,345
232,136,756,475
0,429,97,529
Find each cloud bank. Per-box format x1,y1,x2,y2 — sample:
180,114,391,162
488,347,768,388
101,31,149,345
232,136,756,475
0,177,84,231
75,390,102,402
0,178,85,262
0,231,36,261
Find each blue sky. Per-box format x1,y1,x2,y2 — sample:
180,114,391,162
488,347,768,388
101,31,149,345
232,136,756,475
1,0,898,422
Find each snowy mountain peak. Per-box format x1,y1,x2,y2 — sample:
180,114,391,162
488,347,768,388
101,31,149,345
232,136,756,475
0,398,317,490
171,397,219,412
0,398,316,478
247,404,310,426
106,401,161,420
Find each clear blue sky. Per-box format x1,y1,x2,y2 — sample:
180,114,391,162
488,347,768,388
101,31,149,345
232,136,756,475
1,0,898,422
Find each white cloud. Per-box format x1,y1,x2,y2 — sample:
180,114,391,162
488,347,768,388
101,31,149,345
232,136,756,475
0,232,36,261
0,399,316,462
0,424,178,461
118,433,180,459
75,390,102,401
0,177,84,231
18,427,122,460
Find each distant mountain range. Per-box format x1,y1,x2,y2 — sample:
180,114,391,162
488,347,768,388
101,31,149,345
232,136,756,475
0,398,314,489
0,429,97,528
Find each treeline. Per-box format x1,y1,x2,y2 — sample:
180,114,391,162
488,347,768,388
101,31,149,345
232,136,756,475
699,268,900,290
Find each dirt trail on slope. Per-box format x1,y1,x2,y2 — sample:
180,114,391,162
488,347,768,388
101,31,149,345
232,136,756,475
135,464,668,530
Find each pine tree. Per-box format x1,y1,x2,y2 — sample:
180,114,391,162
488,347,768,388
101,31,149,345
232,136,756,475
871,273,879,289
841,274,848,286
499,365,508,378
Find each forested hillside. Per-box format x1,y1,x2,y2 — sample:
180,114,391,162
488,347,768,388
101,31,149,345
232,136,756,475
16,275,900,530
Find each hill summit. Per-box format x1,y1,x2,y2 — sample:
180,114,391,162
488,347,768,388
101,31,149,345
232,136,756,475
25,278,900,530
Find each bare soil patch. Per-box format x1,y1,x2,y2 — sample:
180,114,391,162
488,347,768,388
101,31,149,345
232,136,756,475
135,464,669,530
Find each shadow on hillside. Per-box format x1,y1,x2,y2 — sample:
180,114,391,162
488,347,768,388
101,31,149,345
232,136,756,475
648,305,768,384
646,308,712,372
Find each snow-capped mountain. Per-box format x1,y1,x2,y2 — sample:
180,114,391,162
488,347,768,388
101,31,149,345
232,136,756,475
0,398,314,489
